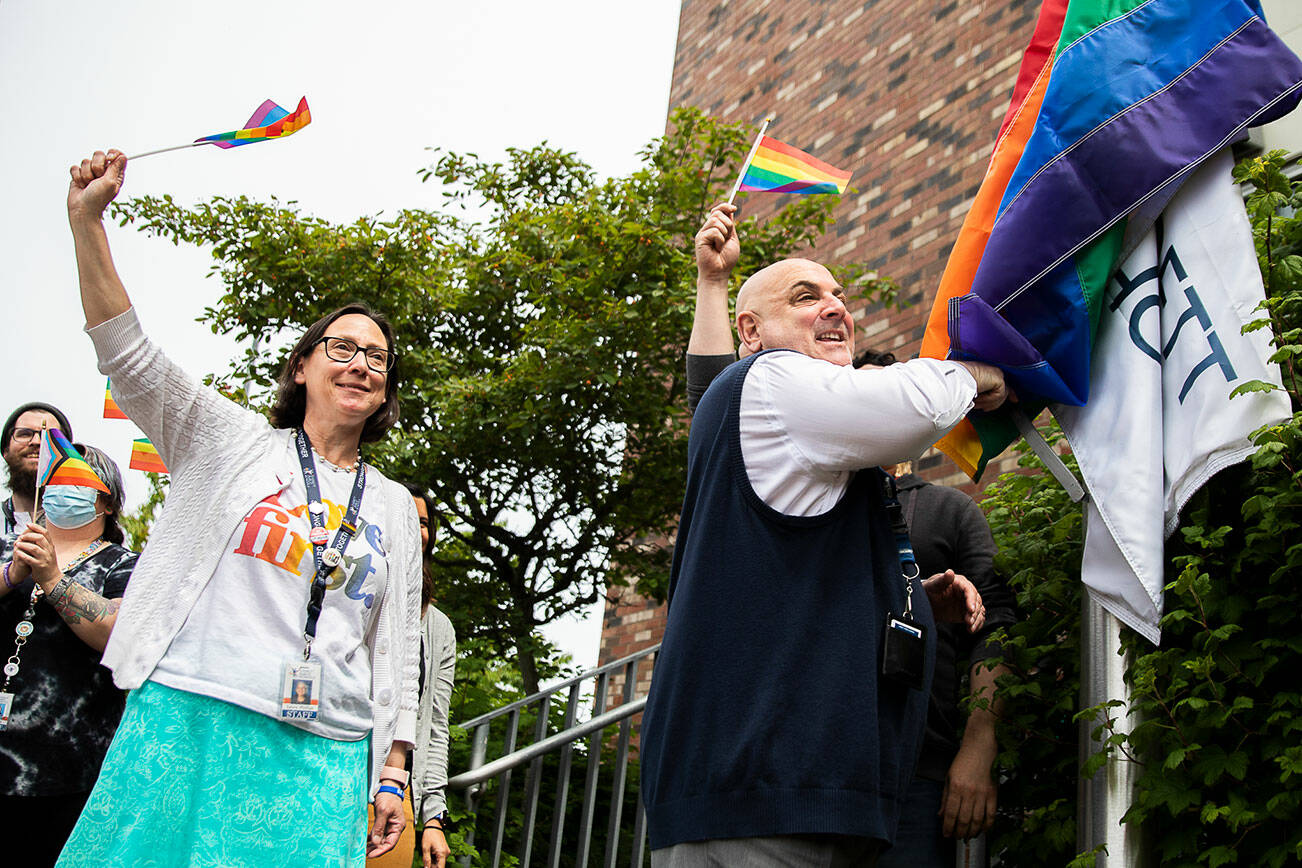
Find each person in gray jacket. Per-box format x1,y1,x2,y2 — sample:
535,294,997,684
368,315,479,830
405,484,458,868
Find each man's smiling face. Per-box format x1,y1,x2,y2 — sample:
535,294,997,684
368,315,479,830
736,259,854,366
4,409,62,498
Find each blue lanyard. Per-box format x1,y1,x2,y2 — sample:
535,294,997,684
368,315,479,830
294,428,367,659
878,469,919,618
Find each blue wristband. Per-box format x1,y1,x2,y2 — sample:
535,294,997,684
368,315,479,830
377,784,404,799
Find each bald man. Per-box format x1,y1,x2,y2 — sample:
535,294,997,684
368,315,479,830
640,204,1009,866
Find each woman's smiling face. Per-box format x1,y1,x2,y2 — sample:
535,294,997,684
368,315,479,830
294,313,389,428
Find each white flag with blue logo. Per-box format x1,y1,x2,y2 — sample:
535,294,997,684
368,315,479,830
1055,150,1291,644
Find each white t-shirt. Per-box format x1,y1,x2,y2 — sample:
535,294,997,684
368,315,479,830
739,353,977,516
152,441,390,740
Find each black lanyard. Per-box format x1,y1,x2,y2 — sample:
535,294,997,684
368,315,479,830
878,469,919,618
294,429,367,659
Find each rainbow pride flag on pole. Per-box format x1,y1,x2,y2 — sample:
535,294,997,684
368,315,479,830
738,135,852,194
920,0,1302,478
129,96,313,161
103,378,128,420
196,97,311,149
129,438,169,474
36,428,109,494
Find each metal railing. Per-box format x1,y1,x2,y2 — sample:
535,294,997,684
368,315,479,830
448,644,660,868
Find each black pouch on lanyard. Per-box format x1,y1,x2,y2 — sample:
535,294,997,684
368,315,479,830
881,612,927,690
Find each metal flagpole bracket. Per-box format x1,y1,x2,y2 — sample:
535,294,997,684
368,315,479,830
1010,407,1086,502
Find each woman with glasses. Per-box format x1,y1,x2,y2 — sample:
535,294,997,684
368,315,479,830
0,445,137,867
57,150,423,867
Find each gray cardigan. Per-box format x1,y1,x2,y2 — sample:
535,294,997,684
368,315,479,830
413,605,457,823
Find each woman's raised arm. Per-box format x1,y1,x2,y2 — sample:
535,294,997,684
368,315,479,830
67,149,132,328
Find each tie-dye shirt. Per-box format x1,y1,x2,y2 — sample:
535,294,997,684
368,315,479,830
0,539,137,796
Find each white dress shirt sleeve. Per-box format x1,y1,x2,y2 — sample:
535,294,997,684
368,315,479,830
740,352,977,515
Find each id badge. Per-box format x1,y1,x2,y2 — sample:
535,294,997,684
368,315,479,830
880,612,927,690
0,691,13,730
280,661,322,721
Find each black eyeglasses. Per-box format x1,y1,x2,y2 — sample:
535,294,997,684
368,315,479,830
314,336,398,373
9,427,43,444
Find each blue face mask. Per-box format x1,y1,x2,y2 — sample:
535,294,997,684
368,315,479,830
43,485,104,530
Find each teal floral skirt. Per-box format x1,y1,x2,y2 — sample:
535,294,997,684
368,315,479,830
57,680,369,867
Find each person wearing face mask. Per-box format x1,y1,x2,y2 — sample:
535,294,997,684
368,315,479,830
0,444,137,867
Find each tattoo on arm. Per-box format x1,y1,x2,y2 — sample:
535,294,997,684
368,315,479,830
50,582,121,625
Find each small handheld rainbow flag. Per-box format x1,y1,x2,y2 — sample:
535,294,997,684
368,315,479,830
195,97,311,149
737,135,852,195
129,438,169,474
36,427,109,494
128,97,311,160
103,378,128,420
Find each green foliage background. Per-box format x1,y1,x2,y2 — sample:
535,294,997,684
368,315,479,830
980,151,1302,867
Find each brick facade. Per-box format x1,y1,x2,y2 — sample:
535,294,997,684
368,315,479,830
597,584,665,704
600,0,1045,670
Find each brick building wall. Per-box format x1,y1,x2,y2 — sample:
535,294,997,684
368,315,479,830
599,0,1045,671
598,586,665,704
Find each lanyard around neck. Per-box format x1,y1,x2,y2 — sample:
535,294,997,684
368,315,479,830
294,429,366,659
878,469,919,618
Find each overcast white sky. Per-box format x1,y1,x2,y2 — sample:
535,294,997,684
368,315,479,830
1,0,683,671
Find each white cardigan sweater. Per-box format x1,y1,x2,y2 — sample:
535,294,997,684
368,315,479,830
88,308,420,794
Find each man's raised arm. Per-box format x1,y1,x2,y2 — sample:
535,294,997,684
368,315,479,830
687,203,742,411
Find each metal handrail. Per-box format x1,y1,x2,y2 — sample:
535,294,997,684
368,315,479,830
448,697,647,790
449,644,659,868
457,644,661,730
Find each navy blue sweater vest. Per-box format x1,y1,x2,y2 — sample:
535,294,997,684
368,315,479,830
641,352,935,850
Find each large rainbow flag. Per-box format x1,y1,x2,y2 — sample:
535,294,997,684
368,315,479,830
920,0,1302,478
738,136,852,194
196,97,311,149
36,428,109,494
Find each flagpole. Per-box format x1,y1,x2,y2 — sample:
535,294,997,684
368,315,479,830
1078,594,1146,865
33,421,48,526
125,141,206,161
727,114,775,205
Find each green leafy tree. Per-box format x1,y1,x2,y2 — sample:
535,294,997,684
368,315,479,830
109,108,891,693
974,427,1086,866
119,472,168,551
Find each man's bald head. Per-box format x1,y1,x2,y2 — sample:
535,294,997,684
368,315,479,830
734,258,854,366
736,258,820,316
